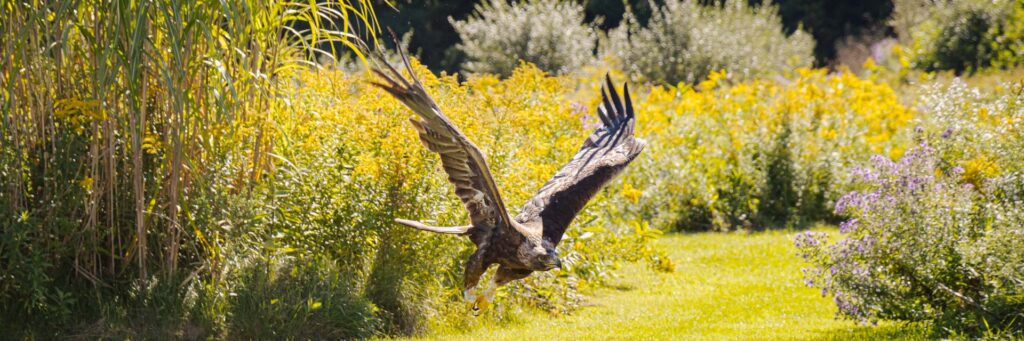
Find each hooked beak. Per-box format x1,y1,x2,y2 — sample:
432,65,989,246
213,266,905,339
544,258,562,270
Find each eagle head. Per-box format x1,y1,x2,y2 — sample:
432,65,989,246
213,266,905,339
519,238,560,271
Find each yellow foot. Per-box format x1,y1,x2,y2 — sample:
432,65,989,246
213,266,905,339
463,286,493,316
474,293,491,315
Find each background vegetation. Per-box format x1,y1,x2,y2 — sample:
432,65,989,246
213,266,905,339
451,0,597,77
895,0,1024,73
603,0,813,85
2,0,1023,338
376,0,894,73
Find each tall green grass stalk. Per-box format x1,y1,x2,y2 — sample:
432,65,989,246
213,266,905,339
0,0,381,332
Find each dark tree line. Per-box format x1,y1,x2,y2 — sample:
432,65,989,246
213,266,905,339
763,0,893,64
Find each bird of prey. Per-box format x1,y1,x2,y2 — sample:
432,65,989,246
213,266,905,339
367,44,645,311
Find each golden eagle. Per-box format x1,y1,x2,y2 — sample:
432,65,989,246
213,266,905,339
368,45,645,310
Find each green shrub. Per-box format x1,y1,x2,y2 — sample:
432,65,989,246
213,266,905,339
451,0,597,77
796,80,1024,335
626,70,913,231
890,0,940,47
603,0,813,85
904,0,1024,72
227,256,383,339
797,145,1024,334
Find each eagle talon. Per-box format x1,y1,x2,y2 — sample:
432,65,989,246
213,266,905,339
474,297,489,314
464,285,493,316
481,285,495,303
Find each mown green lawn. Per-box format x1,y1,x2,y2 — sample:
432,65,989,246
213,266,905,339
413,229,930,340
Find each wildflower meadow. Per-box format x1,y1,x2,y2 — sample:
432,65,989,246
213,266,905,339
2,0,1022,339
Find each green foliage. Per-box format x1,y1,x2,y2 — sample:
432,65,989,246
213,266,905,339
796,80,1024,335
604,0,814,85
626,69,913,231
451,0,598,77
227,256,383,339
890,0,937,46
902,0,1024,73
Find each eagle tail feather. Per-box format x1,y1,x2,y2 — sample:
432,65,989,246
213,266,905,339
394,218,472,235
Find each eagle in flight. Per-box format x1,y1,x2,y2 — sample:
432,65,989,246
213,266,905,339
367,44,645,311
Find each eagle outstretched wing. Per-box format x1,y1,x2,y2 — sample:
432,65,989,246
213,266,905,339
516,75,646,245
367,45,513,237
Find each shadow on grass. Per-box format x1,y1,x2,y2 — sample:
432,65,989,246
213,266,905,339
604,283,636,292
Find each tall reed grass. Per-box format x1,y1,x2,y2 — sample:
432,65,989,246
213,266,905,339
0,0,381,334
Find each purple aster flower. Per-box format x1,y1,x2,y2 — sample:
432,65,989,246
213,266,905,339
839,218,859,233
835,191,860,214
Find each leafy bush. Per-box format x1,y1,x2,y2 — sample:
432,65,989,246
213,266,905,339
603,0,813,85
226,256,383,339
451,0,597,77
889,0,938,47
627,69,913,231
796,80,1024,334
903,0,1024,72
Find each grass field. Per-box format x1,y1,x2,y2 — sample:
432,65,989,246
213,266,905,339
413,228,931,340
